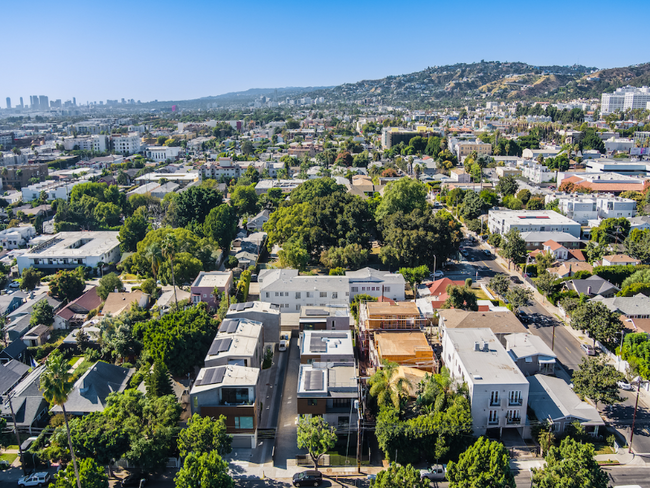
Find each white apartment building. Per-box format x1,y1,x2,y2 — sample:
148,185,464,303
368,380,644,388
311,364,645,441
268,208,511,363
22,178,92,202
554,194,635,224
0,225,36,249
345,267,406,302
601,86,650,114
17,231,120,273
488,209,581,238
604,138,634,154
111,133,142,155
443,328,529,437
258,269,349,311
62,135,108,152
73,121,111,135
145,146,182,162
520,161,555,184
199,161,242,180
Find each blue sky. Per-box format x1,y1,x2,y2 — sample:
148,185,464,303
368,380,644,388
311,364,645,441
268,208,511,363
2,0,648,105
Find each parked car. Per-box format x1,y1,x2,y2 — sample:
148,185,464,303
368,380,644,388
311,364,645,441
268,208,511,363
119,473,149,487
18,472,51,487
420,464,447,481
509,276,522,284
518,311,529,323
433,270,444,278
483,249,491,256
279,332,290,352
617,380,632,391
292,470,323,487
9,280,20,289
581,343,596,356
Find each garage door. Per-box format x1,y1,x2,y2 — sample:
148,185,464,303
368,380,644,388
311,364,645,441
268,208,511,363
231,435,253,449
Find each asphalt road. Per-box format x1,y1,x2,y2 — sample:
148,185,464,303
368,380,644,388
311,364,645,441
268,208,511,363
454,241,650,456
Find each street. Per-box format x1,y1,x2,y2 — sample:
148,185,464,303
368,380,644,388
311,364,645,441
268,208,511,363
448,240,650,457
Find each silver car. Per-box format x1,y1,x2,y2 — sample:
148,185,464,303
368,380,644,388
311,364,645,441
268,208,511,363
18,472,51,487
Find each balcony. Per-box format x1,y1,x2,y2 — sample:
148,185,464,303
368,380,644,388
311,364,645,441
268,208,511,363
488,418,499,426
507,417,521,425
489,399,500,407
508,399,523,407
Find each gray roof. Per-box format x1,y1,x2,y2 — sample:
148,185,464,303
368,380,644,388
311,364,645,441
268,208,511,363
0,360,29,395
51,362,133,415
8,293,62,320
7,315,33,341
519,231,582,243
0,293,25,315
505,333,557,361
0,340,26,360
591,294,650,317
0,366,48,428
566,275,619,296
345,267,406,285
528,374,604,427
259,268,349,292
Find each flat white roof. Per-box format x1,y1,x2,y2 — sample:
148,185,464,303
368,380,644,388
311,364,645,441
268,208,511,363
193,271,232,288
20,232,119,259
191,364,259,394
301,331,354,357
489,209,579,226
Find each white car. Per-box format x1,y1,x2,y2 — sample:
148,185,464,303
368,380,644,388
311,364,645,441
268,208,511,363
433,270,444,278
617,381,632,391
279,333,290,351
18,472,51,487
420,464,446,481
8,281,20,289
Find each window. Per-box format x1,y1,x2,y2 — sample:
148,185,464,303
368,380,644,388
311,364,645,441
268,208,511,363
385,286,390,292
296,292,301,299
351,287,358,292
488,410,498,425
203,294,207,298
234,417,254,429
507,409,521,424
308,399,318,406
320,292,327,298
222,388,250,405
508,390,522,406
306,292,312,298
296,305,301,310
332,398,352,409
490,390,500,407
275,292,279,297
332,292,338,299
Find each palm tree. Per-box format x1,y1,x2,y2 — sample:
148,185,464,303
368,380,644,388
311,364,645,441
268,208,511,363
40,350,81,488
161,235,178,306
368,360,412,410
145,243,163,281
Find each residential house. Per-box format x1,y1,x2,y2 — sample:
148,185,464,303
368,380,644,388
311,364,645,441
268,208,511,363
438,309,528,345
547,262,593,279
51,362,134,416
153,287,191,316
0,366,50,434
0,340,27,364
505,333,557,376
22,325,50,347
371,331,436,372
204,318,264,369
225,301,281,342
101,291,149,316
299,306,351,332
527,374,603,435
0,226,36,249
358,301,425,354
54,287,102,329
519,232,582,251
542,240,569,261
590,294,650,320
0,292,26,317
246,210,271,232
191,271,234,310
299,330,354,365
7,294,62,341
564,275,619,298
190,364,260,448
346,268,406,302
443,328,529,437
297,363,358,433
234,251,258,269
600,255,640,267
0,360,29,396
259,269,349,311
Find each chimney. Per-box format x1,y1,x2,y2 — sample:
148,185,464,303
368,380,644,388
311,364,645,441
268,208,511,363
474,341,480,351
587,286,592,295
483,342,489,352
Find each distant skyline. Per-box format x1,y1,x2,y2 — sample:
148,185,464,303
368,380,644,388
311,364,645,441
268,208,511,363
3,0,649,106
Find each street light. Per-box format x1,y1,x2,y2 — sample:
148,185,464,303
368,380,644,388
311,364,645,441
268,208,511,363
629,376,642,454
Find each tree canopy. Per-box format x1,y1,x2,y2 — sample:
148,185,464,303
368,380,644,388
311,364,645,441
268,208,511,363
174,186,223,228
174,452,234,488
446,437,515,488
296,415,337,470
178,413,232,458
371,464,428,488
532,437,608,488
375,178,429,221
572,356,624,408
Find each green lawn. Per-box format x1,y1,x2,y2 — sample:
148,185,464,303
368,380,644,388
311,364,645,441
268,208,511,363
68,356,83,367
471,288,489,300
0,453,18,464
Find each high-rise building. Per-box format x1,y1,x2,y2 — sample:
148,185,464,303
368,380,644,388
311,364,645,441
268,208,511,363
5,97,11,109
39,95,49,109
601,86,650,114
30,96,39,109
73,97,76,106
19,97,24,108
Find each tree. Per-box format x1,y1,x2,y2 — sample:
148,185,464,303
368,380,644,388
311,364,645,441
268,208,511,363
320,244,369,270
572,356,624,408
536,271,557,296
625,228,650,262
97,272,124,301
375,178,428,221
118,209,149,252
224,256,239,269
495,175,518,196
591,217,631,246
505,286,533,315
371,464,428,488
230,184,259,217
584,241,607,264
134,303,219,375
368,360,412,409
443,285,478,311
535,251,555,274
398,265,430,287
203,204,237,251
570,301,622,348
52,458,108,488
178,414,232,458
532,437,607,488
40,350,82,488
174,186,223,228
161,234,179,305
516,189,531,204
489,274,510,297
296,415,337,471
30,299,54,326
501,229,527,267
174,451,234,488
49,269,86,303
460,191,484,220
20,267,41,291
145,361,173,398
446,437,515,488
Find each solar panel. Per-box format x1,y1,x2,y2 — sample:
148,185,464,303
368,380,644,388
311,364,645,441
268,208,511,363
196,366,226,386
228,304,237,311
208,339,223,356
305,309,329,316
310,336,327,353
243,302,254,309
236,303,245,311
305,370,324,390
219,337,232,352
221,319,239,334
